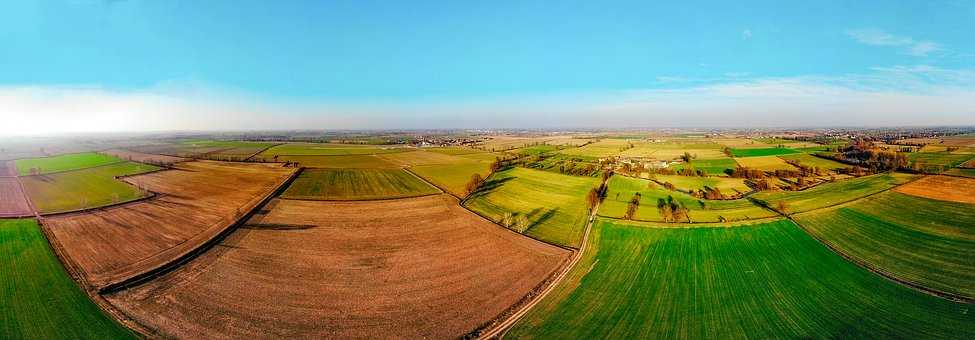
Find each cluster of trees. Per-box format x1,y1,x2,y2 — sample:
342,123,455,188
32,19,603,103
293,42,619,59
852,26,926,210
465,173,486,196
728,167,766,179
749,178,777,191
623,193,641,220
827,140,909,172
657,196,690,223
692,186,726,200
782,159,825,177
585,171,613,212
26,167,43,176
500,211,530,232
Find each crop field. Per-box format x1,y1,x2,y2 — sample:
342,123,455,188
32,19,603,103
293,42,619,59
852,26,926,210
558,139,633,158
270,154,398,168
894,175,975,204
713,137,763,148
795,191,975,299
729,147,799,157
0,178,32,217
944,167,975,177
0,219,135,339
507,219,975,339
456,151,503,162
101,149,187,165
599,176,774,222
43,161,295,289
618,142,726,160
179,140,280,158
410,161,492,196
653,174,751,193
908,151,973,170
107,195,570,339
464,167,599,247
778,153,849,170
422,146,484,155
668,158,737,175
0,161,17,176
375,150,469,166
15,152,122,175
21,162,160,214
281,168,439,200
751,172,917,214
515,144,560,155
733,156,797,171
259,142,410,156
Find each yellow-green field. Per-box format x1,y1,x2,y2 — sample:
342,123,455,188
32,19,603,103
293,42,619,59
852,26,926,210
281,168,440,200
410,161,492,196
778,153,850,170
15,152,123,176
733,156,797,171
751,172,918,214
653,174,751,193
21,162,160,213
599,176,774,222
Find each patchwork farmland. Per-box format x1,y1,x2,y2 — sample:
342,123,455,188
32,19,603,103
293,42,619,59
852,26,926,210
2,132,974,339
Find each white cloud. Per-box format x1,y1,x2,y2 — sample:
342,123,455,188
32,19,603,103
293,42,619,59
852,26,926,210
846,28,940,56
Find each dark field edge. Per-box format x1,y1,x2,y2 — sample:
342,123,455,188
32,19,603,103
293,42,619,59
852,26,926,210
242,143,285,161
97,166,303,295
757,174,975,304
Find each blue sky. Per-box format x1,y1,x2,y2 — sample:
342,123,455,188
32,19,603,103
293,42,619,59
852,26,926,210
1,0,974,134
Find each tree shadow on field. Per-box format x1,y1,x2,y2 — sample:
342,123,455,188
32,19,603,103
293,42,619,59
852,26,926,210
466,176,516,200
525,208,558,233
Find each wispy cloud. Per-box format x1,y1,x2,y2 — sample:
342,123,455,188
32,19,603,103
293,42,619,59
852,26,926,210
846,28,941,56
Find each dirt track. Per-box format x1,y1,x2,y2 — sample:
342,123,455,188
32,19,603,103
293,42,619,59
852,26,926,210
106,194,570,339
42,161,294,290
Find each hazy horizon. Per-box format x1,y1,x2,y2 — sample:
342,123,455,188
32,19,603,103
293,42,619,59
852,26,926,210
3,1,974,135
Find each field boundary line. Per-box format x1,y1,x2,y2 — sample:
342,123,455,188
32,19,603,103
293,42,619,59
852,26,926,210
278,192,444,202
474,175,609,339
242,143,285,161
402,166,455,197
754,173,974,304
97,166,302,294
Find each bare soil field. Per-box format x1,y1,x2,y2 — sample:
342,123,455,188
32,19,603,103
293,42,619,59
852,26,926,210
894,175,975,204
42,161,295,290
0,178,32,217
106,195,570,339
101,149,187,165
0,160,16,176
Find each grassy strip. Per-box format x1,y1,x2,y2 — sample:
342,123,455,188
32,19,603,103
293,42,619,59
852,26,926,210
507,219,975,339
15,152,122,176
0,219,135,339
730,147,799,157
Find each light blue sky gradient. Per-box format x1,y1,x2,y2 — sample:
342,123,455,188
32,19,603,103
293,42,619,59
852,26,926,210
1,0,973,133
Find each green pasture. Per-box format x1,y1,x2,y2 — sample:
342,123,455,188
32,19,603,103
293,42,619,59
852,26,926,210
15,152,122,176
653,174,751,193
751,172,917,214
21,162,159,214
0,219,135,339
778,153,849,170
729,147,799,157
259,143,409,156
507,219,975,339
599,176,773,223
410,161,492,197
795,191,975,299
669,158,737,175
281,168,439,200
559,139,633,158
464,167,599,247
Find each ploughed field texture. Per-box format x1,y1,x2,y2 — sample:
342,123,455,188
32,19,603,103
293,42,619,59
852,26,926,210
599,176,775,223
668,158,737,175
729,147,799,157
281,168,439,200
464,167,599,247
43,161,295,290
894,175,975,204
21,161,160,214
0,160,17,176
15,152,122,175
410,160,493,196
106,195,570,339
795,191,975,299
0,177,32,217
751,172,917,213
507,219,975,339
0,219,134,339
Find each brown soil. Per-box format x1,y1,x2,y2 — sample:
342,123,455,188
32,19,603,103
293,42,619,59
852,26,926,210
106,194,570,339
0,160,16,176
42,161,295,290
0,178,32,216
894,175,975,204
101,149,188,165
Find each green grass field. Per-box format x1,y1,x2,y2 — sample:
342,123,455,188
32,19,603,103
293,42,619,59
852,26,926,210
908,151,973,170
21,162,159,213
281,168,439,200
507,219,975,339
259,143,409,156
559,139,633,158
600,176,774,222
733,156,798,171
0,219,135,339
410,161,492,196
464,167,599,247
729,147,799,157
271,154,398,168
778,153,850,170
751,172,917,214
653,174,751,193
795,191,975,299
422,147,483,156
669,158,737,175
15,152,122,175
944,167,975,177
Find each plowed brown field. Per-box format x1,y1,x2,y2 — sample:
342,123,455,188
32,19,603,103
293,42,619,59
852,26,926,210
0,161,16,176
106,195,570,339
101,149,187,165
43,161,295,290
894,175,975,204
0,178,32,217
